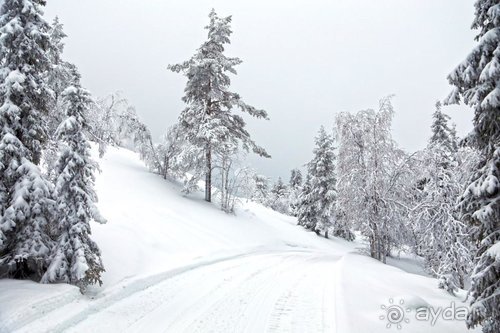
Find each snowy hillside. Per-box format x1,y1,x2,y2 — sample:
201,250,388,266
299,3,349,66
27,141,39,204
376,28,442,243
0,146,479,332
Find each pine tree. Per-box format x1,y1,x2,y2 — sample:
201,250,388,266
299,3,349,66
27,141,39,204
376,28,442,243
47,17,72,112
289,169,303,188
446,1,500,330
251,174,270,204
269,177,289,214
297,127,339,238
297,173,317,229
288,169,303,217
43,17,75,180
413,108,473,293
0,159,55,278
430,101,455,150
0,0,52,165
0,0,55,278
449,123,460,151
41,78,106,292
168,9,270,202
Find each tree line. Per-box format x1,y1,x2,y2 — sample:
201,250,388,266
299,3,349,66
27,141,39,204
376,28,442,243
0,1,498,332
146,5,499,332
0,0,154,292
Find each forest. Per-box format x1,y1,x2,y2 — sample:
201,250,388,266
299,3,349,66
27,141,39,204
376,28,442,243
0,1,498,332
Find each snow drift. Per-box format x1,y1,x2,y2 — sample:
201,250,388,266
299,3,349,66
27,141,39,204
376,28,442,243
0,146,479,332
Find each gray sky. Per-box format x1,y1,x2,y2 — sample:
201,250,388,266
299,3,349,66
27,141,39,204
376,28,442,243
44,0,476,181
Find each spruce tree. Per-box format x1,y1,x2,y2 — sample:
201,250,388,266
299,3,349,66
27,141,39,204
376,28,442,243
43,17,75,180
168,9,270,202
288,169,303,217
42,77,106,292
47,17,70,104
446,1,500,331
0,159,55,278
430,101,454,150
297,173,317,229
0,0,55,278
0,0,52,165
297,127,338,237
289,169,303,188
269,177,289,213
251,174,270,205
46,17,74,133
414,107,473,293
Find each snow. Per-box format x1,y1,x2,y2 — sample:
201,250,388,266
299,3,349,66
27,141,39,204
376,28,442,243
4,70,25,90
0,145,480,332
487,242,500,260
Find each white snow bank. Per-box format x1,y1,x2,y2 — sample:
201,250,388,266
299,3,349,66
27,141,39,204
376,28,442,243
0,145,480,333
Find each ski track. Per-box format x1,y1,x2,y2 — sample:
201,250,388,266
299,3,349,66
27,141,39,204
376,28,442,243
12,250,341,333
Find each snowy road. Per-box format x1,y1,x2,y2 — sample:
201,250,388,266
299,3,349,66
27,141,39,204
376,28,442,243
14,250,340,333
1,147,478,333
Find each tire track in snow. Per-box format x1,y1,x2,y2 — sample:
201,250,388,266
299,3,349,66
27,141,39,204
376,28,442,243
12,250,339,333
124,252,339,333
2,288,80,333
266,272,307,332
12,250,280,333
266,255,337,333
180,253,314,333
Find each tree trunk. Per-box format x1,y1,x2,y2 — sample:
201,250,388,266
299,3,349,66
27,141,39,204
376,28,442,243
205,145,212,202
163,156,168,179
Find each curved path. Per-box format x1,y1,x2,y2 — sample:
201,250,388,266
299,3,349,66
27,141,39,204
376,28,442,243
16,251,340,333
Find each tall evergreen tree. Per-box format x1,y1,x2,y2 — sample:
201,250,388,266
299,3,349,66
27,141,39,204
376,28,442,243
0,159,55,278
0,0,52,165
43,17,76,181
449,123,460,151
288,168,303,217
412,107,474,294
289,169,303,188
168,9,270,202
269,177,289,214
430,101,454,150
41,77,106,292
0,0,55,278
445,1,500,331
251,174,270,205
46,16,73,132
297,173,317,229
297,127,337,238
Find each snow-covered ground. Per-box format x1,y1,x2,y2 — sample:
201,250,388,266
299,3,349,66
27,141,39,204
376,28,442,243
0,146,479,332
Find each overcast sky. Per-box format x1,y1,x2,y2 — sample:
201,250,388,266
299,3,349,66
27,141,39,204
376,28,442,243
44,0,476,181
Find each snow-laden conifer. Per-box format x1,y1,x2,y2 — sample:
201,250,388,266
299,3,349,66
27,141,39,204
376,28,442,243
446,1,500,330
288,169,303,217
269,177,289,214
297,127,339,238
43,17,76,180
0,0,52,165
0,0,55,278
168,9,270,202
411,107,475,293
42,78,106,292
